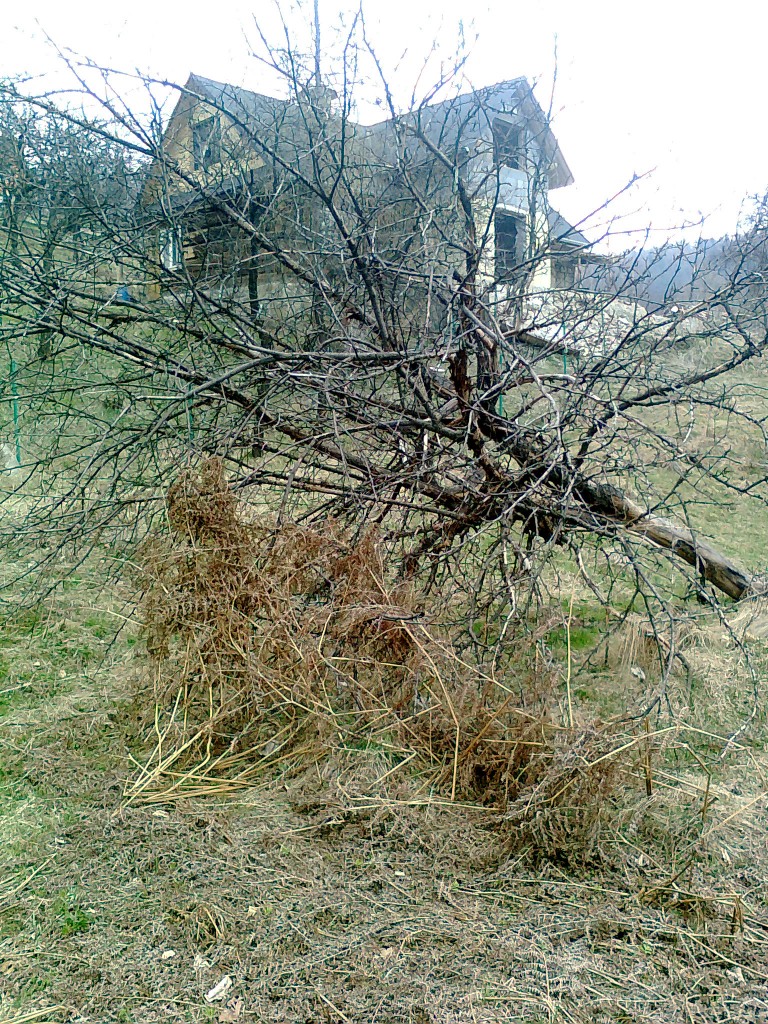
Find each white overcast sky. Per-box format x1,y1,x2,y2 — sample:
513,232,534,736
2,0,766,249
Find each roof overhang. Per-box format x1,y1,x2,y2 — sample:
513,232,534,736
511,81,573,189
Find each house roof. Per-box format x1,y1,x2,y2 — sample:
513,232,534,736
548,208,590,249
364,77,573,189
185,73,288,122
137,74,287,213
178,73,574,189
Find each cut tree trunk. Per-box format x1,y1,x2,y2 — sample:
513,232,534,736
473,413,756,603
610,493,754,601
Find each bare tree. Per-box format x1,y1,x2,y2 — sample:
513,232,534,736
1,13,767,687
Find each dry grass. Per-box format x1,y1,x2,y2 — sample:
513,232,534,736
1,548,767,1023
2,743,767,1023
124,459,660,870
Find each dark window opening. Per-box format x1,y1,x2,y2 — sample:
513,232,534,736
495,211,525,282
192,116,221,172
493,118,523,170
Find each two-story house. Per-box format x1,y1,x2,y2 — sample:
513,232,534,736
139,73,586,320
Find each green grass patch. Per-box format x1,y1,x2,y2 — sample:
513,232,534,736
53,888,92,937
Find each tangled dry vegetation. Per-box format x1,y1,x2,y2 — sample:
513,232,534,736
126,458,664,863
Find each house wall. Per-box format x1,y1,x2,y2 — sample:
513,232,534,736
470,154,553,293
143,96,266,206
140,95,271,300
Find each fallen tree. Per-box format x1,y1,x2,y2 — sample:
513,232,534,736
1,13,767,629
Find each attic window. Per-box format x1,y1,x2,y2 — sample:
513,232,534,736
495,211,525,282
192,116,220,172
493,118,523,170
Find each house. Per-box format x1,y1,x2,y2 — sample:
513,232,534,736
139,73,589,317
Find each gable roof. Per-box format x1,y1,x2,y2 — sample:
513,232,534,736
171,73,573,188
184,73,288,124
362,78,572,188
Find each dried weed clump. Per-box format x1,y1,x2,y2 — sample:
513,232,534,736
501,725,627,864
129,459,636,856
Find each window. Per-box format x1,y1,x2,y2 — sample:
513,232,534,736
159,228,183,271
192,116,220,172
493,118,523,170
552,256,577,290
495,211,525,282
